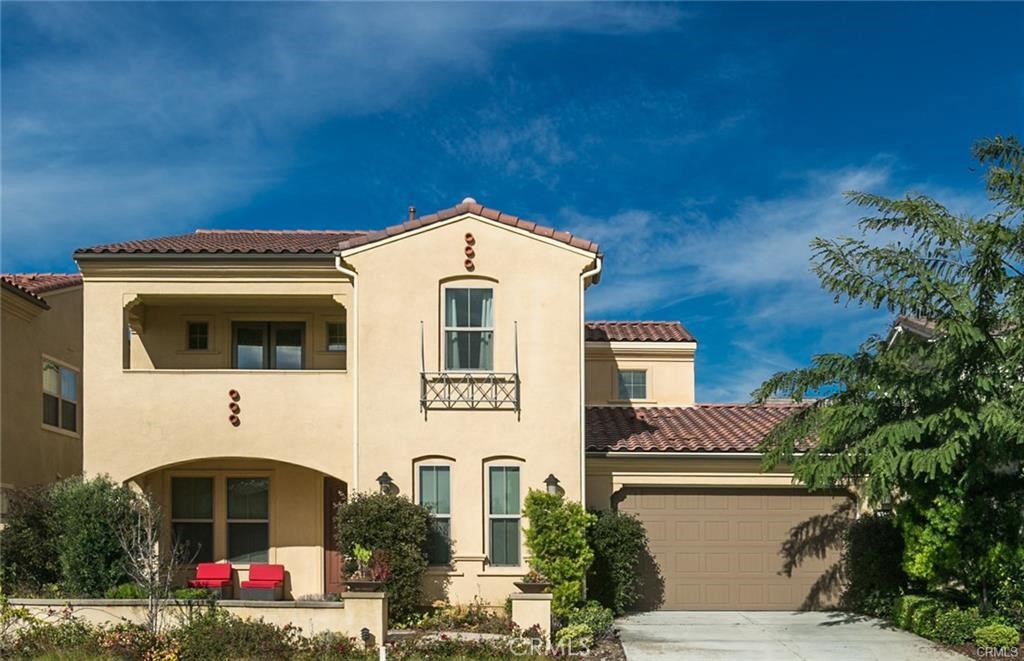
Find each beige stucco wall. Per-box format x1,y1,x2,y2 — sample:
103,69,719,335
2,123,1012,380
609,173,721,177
584,342,696,407
78,262,353,483
585,454,798,511
344,214,595,602
1,286,83,492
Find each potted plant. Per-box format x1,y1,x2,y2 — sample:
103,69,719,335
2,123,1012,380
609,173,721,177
514,568,551,594
344,544,391,592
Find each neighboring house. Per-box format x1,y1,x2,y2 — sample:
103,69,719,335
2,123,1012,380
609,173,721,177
74,198,847,609
1,274,84,520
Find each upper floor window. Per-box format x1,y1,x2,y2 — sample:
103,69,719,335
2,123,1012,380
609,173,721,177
42,360,78,432
617,369,647,400
233,322,304,369
326,322,346,352
187,321,209,351
419,465,452,565
444,288,493,370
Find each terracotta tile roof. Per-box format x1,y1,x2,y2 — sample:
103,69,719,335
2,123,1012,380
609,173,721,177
1,273,83,309
337,198,600,254
893,315,937,339
3,273,82,294
586,404,803,453
75,230,366,256
585,321,695,343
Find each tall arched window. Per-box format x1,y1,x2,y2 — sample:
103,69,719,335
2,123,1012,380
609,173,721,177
442,281,495,370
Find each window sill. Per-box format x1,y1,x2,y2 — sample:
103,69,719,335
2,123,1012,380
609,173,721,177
425,566,464,577
608,399,656,405
480,567,525,577
41,423,81,439
123,369,347,374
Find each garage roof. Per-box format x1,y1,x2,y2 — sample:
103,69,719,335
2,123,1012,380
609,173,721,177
585,404,803,452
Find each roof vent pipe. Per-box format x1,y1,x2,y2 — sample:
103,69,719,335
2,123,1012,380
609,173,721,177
408,206,416,220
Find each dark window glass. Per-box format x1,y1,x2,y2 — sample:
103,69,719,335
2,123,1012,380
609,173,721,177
235,324,267,369
187,322,209,351
272,325,303,370
171,478,214,564
488,467,520,566
227,478,269,564
420,466,451,565
444,288,494,370
42,361,78,431
233,323,304,369
326,322,346,352
43,394,60,427
617,370,647,400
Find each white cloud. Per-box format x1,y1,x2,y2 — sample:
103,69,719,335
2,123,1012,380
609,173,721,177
1,3,687,270
572,161,990,401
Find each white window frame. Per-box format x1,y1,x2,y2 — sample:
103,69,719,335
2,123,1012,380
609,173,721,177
486,464,522,567
325,321,347,352
42,356,79,436
617,369,648,400
442,285,495,372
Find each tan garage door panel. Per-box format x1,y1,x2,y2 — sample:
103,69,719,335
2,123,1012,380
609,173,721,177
620,487,851,611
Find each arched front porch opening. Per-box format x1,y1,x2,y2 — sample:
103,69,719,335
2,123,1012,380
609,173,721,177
128,457,348,600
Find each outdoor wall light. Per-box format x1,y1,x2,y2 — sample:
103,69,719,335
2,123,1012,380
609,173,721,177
376,471,394,495
544,473,561,496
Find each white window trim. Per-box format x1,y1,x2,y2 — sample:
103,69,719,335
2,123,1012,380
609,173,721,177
41,355,80,437
616,368,648,401
442,285,495,372
485,464,522,567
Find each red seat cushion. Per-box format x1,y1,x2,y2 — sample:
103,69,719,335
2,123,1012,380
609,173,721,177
194,563,232,581
189,579,231,589
246,564,284,584
240,580,281,589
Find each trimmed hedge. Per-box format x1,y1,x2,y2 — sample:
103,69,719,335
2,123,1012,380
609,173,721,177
893,595,950,639
523,490,595,617
933,607,985,645
973,623,1021,649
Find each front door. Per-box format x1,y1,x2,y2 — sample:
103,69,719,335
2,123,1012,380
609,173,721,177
323,477,347,594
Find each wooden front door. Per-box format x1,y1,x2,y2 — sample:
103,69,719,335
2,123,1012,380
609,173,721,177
323,477,347,594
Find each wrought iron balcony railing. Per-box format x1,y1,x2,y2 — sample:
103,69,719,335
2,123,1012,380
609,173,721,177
420,371,520,410
419,321,521,412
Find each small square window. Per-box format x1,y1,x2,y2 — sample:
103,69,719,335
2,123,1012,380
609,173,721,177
187,322,209,351
326,322,346,352
617,370,647,400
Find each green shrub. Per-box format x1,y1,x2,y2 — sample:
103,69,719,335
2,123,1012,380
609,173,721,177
933,607,985,645
334,492,432,620
0,485,60,593
406,599,510,633
175,607,304,660
7,616,104,659
893,594,950,636
555,622,594,650
973,623,1021,649
587,509,648,615
841,514,907,617
104,583,147,599
565,600,614,641
523,490,595,617
50,476,136,597
992,548,1024,625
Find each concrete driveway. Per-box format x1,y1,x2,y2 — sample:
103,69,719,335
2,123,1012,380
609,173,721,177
616,611,967,660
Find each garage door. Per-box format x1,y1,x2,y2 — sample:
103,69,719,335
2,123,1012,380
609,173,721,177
619,487,852,610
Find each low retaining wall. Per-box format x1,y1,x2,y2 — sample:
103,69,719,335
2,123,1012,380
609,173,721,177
10,593,387,646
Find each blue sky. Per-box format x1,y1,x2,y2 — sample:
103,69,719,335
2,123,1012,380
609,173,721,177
3,2,1022,401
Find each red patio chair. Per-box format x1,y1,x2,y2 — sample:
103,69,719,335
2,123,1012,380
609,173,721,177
188,562,233,598
239,563,285,601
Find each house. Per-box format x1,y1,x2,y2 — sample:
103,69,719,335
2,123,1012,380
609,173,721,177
1,274,84,520
73,198,848,609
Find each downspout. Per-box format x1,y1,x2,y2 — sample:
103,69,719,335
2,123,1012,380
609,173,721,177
334,255,359,492
579,256,603,505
